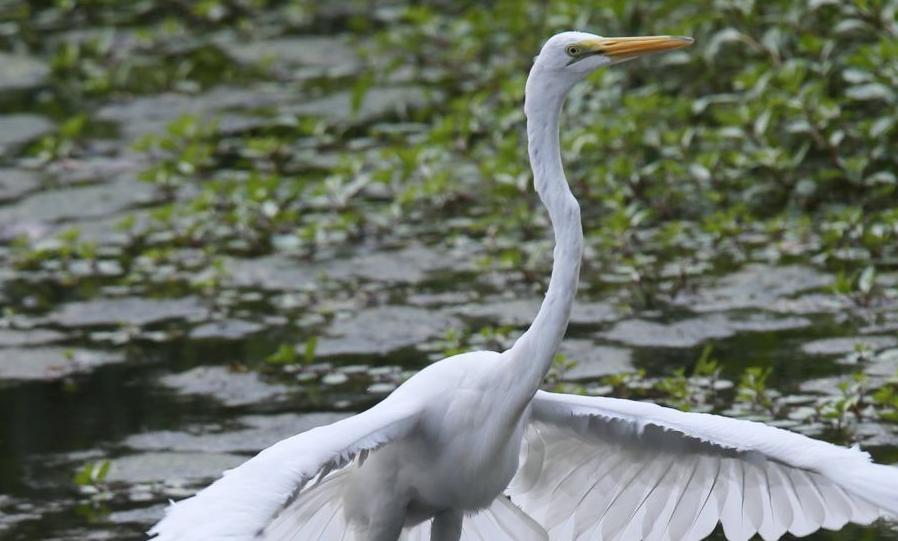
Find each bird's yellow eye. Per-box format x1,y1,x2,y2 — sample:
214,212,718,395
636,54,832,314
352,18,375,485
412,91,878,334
565,45,581,57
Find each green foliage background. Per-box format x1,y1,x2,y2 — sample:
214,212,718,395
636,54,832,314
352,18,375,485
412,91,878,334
6,0,896,296
372,0,898,270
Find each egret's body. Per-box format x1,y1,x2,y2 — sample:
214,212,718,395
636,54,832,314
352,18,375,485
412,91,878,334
150,32,898,541
341,351,523,539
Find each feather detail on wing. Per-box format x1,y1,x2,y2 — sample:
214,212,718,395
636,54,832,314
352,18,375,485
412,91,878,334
261,484,549,541
508,391,898,541
399,496,548,541
148,400,420,541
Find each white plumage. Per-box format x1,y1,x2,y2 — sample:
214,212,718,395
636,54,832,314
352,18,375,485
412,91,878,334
511,391,898,541
149,31,898,541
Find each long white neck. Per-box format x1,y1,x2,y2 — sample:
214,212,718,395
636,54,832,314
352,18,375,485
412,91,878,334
506,68,583,400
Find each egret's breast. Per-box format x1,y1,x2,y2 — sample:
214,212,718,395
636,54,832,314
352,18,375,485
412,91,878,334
415,400,527,511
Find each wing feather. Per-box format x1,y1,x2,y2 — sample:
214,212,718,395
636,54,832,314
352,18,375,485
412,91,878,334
720,459,751,541
573,453,644,537
509,391,898,541
666,456,712,540
544,443,629,529
742,460,766,535
639,458,684,541
601,453,676,539
811,472,850,530
789,468,826,536
149,399,420,541
689,455,725,541
653,455,702,540
759,462,790,541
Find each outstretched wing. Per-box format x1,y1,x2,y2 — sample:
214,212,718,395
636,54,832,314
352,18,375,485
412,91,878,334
149,399,420,541
509,390,898,541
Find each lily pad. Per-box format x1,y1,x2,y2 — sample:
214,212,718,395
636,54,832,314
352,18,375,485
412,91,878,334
558,341,633,380
97,86,290,139
600,314,735,348
600,311,813,348
408,291,476,307
570,302,624,325
108,504,168,525
455,298,540,327
49,297,206,328
189,320,264,340
45,208,154,246
220,35,361,78
801,336,898,355
324,243,452,284
456,299,621,328
104,452,245,484
0,114,53,150
0,169,42,203
726,313,811,332
43,155,144,186
0,52,49,90
315,305,460,357
0,328,67,347
0,175,156,240
674,265,832,312
226,243,451,291
283,86,436,125
0,347,124,381
868,349,898,377
225,254,316,291
123,412,349,454
853,422,898,447
769,293,854,315
159,365,289,407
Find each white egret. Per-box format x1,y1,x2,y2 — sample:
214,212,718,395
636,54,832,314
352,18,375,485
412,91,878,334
150,31,898,541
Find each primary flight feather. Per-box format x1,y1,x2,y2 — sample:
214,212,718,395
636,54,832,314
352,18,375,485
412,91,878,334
149,31,898,541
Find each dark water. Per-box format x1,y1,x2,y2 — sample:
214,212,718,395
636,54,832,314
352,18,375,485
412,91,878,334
2,286,896,539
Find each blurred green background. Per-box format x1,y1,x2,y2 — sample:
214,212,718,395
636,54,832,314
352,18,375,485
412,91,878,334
0,1,897,539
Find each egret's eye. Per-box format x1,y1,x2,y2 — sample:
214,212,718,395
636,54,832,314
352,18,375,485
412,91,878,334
565,45,581,57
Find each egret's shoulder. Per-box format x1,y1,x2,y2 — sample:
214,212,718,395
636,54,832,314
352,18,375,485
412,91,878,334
422,350,504,378
391,350,504,397
429,349,505,375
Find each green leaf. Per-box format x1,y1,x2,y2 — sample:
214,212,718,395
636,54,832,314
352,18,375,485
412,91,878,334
303,336,318,364
265,344,297,365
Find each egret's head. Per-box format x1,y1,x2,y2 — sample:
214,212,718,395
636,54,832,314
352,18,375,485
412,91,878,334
532,30,694,79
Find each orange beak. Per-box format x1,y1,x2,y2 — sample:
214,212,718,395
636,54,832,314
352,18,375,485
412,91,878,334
580,35,694,62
